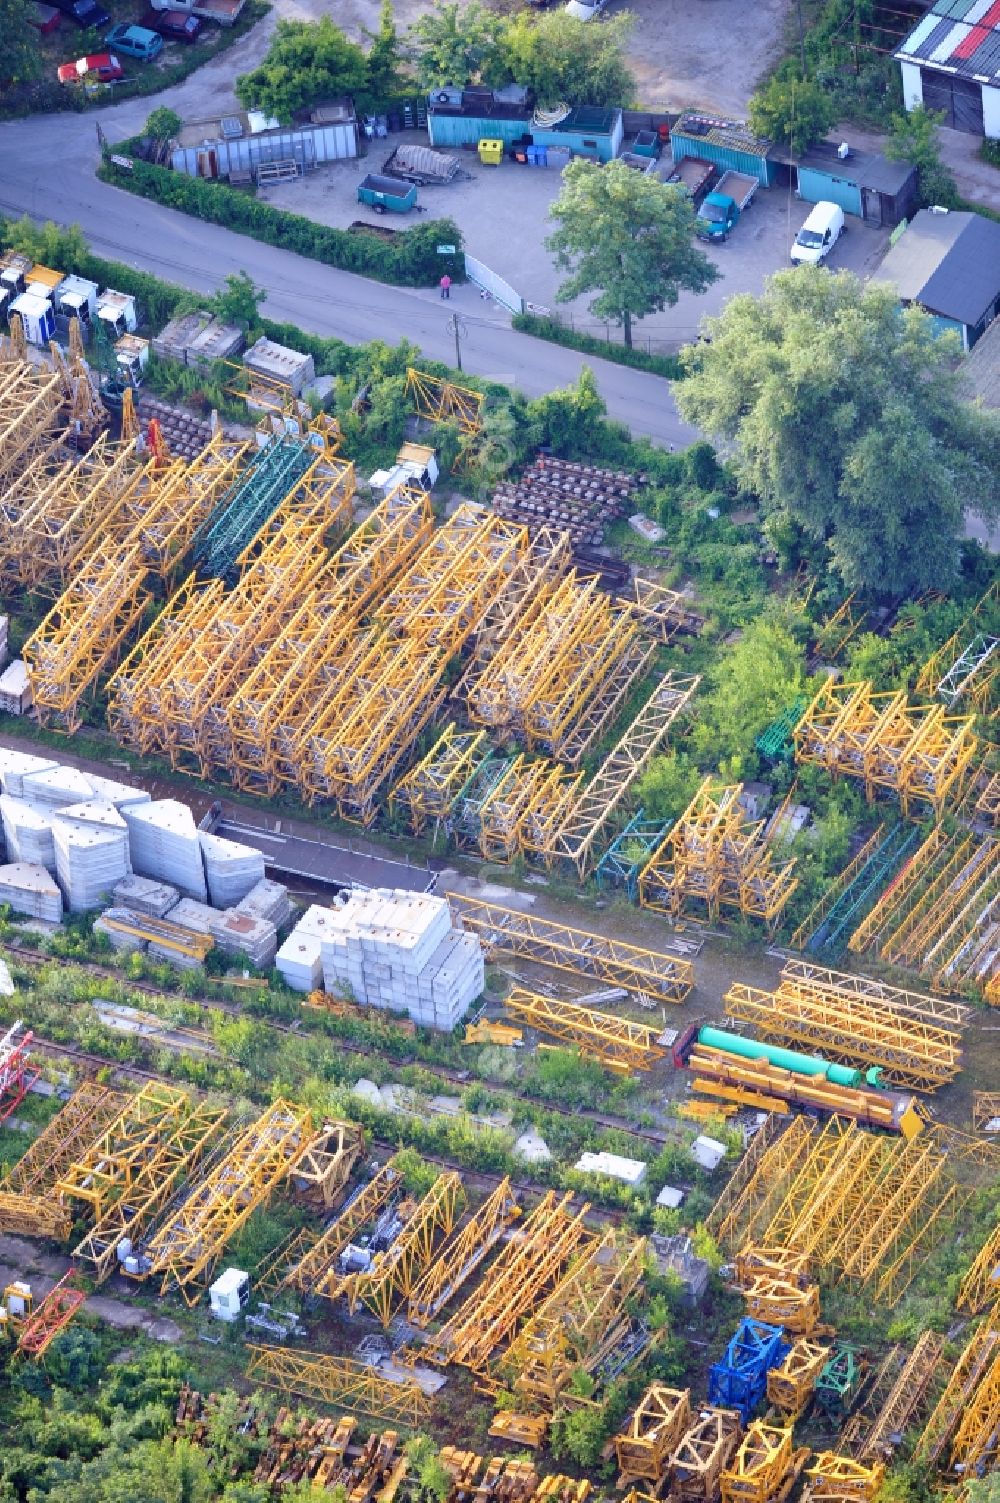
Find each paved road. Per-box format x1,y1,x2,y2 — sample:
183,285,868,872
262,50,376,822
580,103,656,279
0,105,698,448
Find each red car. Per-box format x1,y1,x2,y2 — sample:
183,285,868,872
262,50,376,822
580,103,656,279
57,51,123,83
142,8,202,39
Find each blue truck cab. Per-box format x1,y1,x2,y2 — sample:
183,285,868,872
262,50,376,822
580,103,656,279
695,170,758,242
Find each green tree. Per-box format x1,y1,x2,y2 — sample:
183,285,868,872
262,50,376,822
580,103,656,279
5,217,88,267
407,1,505,88
500,10,634,108
405,1437,452,1503
692,611,807,772
236,17,369,122
550,1405,611,1469
748,65,836,155
144,108,182,142
885,104,959,208
639,749,701,823
212,271,266,330
676,269,1000,595
0,0,42,86
364,0,404,105
546,160,718,348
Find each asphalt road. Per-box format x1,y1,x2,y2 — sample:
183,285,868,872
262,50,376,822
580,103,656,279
0,106,698,448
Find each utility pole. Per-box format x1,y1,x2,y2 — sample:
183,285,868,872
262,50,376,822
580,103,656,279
446,312,467,372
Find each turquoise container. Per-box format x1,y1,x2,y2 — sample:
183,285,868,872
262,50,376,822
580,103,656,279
698,1025,862,1089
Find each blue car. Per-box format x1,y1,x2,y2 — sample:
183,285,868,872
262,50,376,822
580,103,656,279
104,22,164,57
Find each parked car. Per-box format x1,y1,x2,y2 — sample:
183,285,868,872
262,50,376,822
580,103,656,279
565,0,608,18
104,21,163,55
57,50,123,82
142,8,201,40
790,201,846,265
52,0,111,28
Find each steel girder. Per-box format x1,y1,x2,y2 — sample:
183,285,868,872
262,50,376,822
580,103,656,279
142,1099,320,1303
408,1177,521,1326
447,892,694,1003
504,986,669,1074
246,1343,431,1426
423,1190,593,1375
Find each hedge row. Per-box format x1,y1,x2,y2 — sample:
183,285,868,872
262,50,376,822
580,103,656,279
98,156,465,288
512,311,683,379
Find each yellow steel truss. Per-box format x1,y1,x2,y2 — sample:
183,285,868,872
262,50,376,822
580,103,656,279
56,1082,193,1221
627,577,705,643
917,1313,1000,1468
724,966,965,1092
405,367,484,435
949,1344,1000,1473
917,581,999,714
142,1099,321,1303
246,1343,431,1426
2,1084,124,1196
542,670,701,879
333,1173,465,1325
285,1162,404,1295
741,1274,822,1335
75,1099,226,1283
507,1232,647,1407
793,679,977,818
390,726,490,836
504,987,669,1074
639,778,798,932
290,1118,365,1210
615,1385,692,1486
766,1337,832,1416
446,893,694,1003
721,1423,807,1503
860,1330,944,1461
973,1092,1000,1130
408,1177,521,1326
671,1409,744,1503
423,1191,593,1376
0,1192,71,1241
804,1454,884,1503
957,1222,1000,1314
707,1117,816,1251
23,540,151,733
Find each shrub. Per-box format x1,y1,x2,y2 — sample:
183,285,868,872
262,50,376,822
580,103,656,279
97,157,464,289
512,312,682,377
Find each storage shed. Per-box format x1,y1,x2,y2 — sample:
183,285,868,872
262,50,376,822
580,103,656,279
871,207,1000,350
669,113,776,187
794,142,919,228
171,100,358,179
427,88,623,161
896,0,1000,137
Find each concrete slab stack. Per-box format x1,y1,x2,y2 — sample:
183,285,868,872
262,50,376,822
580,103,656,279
209,909,278,969
0,862,63,922
0,663,35,715
87,774,152,810
53,821,130,912
22,766,95,808
0,797,55,872
235,878,291,930
199,832,265,908
55,800,129,837
167,897,217,935
112,874,180,918
123,800,208,901
312,888,484,1029
275,930,324,992
0,751,58,797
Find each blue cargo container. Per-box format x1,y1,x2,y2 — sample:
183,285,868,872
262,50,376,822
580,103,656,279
428,98,623,162
670,112,775,187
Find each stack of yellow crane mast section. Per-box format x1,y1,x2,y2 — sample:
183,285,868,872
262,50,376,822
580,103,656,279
507,1232,646,1408
793,679,977,817
23,537,152,733
139,1099,323,1303
859,1330,945,1462
330,1172,465,1326
55,1082,193,1222
803,1454,884,1503
542,669,701,878
670,1409,744,1503
408,1177,521,1326
225,491,432,794
615,1385,692,1488
720,1423,808,1503
767,1337,833,1416
389,725,490,836
421,1191,592,1376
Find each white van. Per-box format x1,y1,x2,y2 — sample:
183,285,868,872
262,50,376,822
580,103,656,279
790,201,845,265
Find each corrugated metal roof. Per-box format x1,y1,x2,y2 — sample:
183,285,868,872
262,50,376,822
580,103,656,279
896,0,1000,79
672,112,771,158
872,209,1000,326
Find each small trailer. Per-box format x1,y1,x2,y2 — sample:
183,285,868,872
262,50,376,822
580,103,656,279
382,143,469,186
357,174,419,215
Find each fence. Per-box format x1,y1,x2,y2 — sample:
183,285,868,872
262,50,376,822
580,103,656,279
464,255,525,315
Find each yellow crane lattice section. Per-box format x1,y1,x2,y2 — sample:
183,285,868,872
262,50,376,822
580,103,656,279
859,1330,945,1461
639,778,798,932
504,987,669,1074
333,1172,465,1325
957,1222,1000,1314
285,1162,404,1295
408,1177,521,1326
615,1386,692,1487
720,1422,808,1503
405,367,484,435
1,1083,124,1197
447,893,694,1003
246,1343,431,1426
56,1082,193,1221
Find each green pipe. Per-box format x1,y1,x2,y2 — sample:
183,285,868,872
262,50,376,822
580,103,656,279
698,1026,862,1089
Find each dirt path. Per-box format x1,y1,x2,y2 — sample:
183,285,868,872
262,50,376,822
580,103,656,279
0,1234,183,1343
